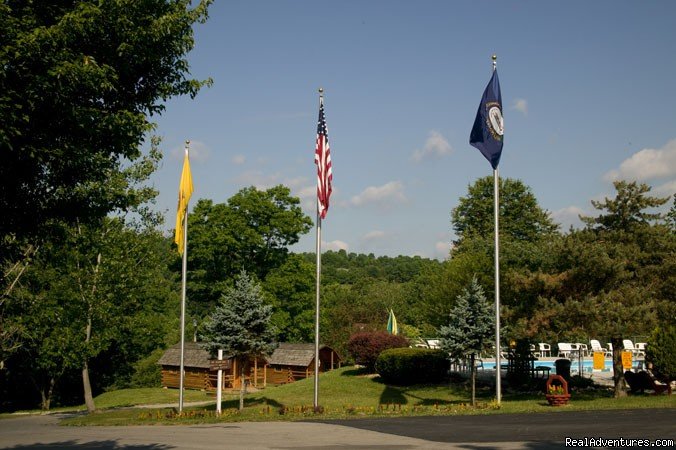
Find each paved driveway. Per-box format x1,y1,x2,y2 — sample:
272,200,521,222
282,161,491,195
0,409,674,449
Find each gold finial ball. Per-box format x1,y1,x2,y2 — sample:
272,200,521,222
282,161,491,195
492,54,497,61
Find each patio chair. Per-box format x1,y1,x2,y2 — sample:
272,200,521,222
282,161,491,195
557,343,573,358
590,339,611,357
624,370,671,395
538,343,551,357
623,339,645,357
530,344,540,357
575,343,589,357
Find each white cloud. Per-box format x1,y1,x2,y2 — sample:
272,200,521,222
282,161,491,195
604,139,676,182
232,154,246,165
170,140,211,162
322,240,349,252
234,172,309,193
362,230,386,242
297,184,318,214
234,170,282,189
512,98,528,116
435,241,452,260
411,131,453,162
654,179,676,198
350,181,407,208
552,206,586,230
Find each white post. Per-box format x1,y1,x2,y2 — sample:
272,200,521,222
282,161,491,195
493,167,501,404
216,349,223,415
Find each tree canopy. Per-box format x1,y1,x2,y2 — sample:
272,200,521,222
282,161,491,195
581,180,670,232
0,0,212,240
451,176,558,244
186,185,312,317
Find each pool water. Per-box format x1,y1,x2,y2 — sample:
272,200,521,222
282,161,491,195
481,358,615,374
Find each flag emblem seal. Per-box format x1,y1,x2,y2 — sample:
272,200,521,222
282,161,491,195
487,103,504,140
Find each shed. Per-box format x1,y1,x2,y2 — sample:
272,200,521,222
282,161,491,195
265,343,341,385
157,342,266,390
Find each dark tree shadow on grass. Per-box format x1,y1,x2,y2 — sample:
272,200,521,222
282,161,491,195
340,367,370,377
5,441,172,450
378,385,408,405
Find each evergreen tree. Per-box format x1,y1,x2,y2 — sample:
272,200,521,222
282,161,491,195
200,271,275,410
667,194,676,230
439,277,494,405
581,180,669,232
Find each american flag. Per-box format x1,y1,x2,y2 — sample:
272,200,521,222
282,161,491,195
315,97,332,219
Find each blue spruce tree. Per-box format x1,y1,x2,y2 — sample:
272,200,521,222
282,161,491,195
201,270,275,410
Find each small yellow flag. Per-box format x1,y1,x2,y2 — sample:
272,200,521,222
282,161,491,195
175,150,193,255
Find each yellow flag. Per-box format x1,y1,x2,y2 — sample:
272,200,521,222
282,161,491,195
175,150,193,255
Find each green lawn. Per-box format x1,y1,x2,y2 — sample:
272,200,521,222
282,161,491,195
57,367,675,426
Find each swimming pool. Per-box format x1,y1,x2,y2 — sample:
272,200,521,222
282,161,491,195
481,358,615,374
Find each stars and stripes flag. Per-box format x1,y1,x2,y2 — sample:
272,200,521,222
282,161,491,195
314,96,332,219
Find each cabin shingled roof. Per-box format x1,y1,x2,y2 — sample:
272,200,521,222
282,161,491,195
267,343,335,367
157,342,214,369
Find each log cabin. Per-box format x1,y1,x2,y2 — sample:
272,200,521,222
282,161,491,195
157,342,267,390
265,343,341,385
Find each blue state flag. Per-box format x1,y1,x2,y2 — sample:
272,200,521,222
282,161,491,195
469,70,503,169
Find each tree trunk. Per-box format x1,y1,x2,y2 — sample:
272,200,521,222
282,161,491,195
40,377,55,411
470,354,476,407
239,361,245,411
82,313,96,413
82,360,96,412
611,337,627,398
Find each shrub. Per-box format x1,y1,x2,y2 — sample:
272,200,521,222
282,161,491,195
346,332,408,373
646,325,676,381
129,348,164,388
376,348,449,385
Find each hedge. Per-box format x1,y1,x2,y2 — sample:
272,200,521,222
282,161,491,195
376,347,449,385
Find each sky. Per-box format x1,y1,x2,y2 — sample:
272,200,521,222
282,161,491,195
149,0,676,260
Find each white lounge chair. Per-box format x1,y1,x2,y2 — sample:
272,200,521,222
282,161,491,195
623,339,645,357
590,339,611,357
538,343,551,357
557,343,573,358
575,343,589,357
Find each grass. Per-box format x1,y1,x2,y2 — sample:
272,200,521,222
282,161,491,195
92,387,213,409
58,366,676,426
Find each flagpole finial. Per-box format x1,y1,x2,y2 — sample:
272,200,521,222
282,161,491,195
318,87,324,97
184,140,190,155
492,54,497,71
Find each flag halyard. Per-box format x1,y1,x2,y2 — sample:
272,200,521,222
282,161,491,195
469,69,504,169
315,97,332,219
174,150,194,255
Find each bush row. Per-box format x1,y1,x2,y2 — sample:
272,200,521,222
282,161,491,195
376,347,449,385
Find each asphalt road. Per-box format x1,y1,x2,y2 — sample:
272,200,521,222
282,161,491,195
0,409,674,450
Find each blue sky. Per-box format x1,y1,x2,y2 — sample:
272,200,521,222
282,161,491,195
150,0,676,259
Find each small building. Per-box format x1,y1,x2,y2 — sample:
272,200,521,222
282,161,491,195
157,342,266,390
265,343,341,385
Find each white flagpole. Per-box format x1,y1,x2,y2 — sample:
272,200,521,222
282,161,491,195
493,167,501,404
179,141,190,413
313,88,323,411
491,55,502,405
314,210,321,410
